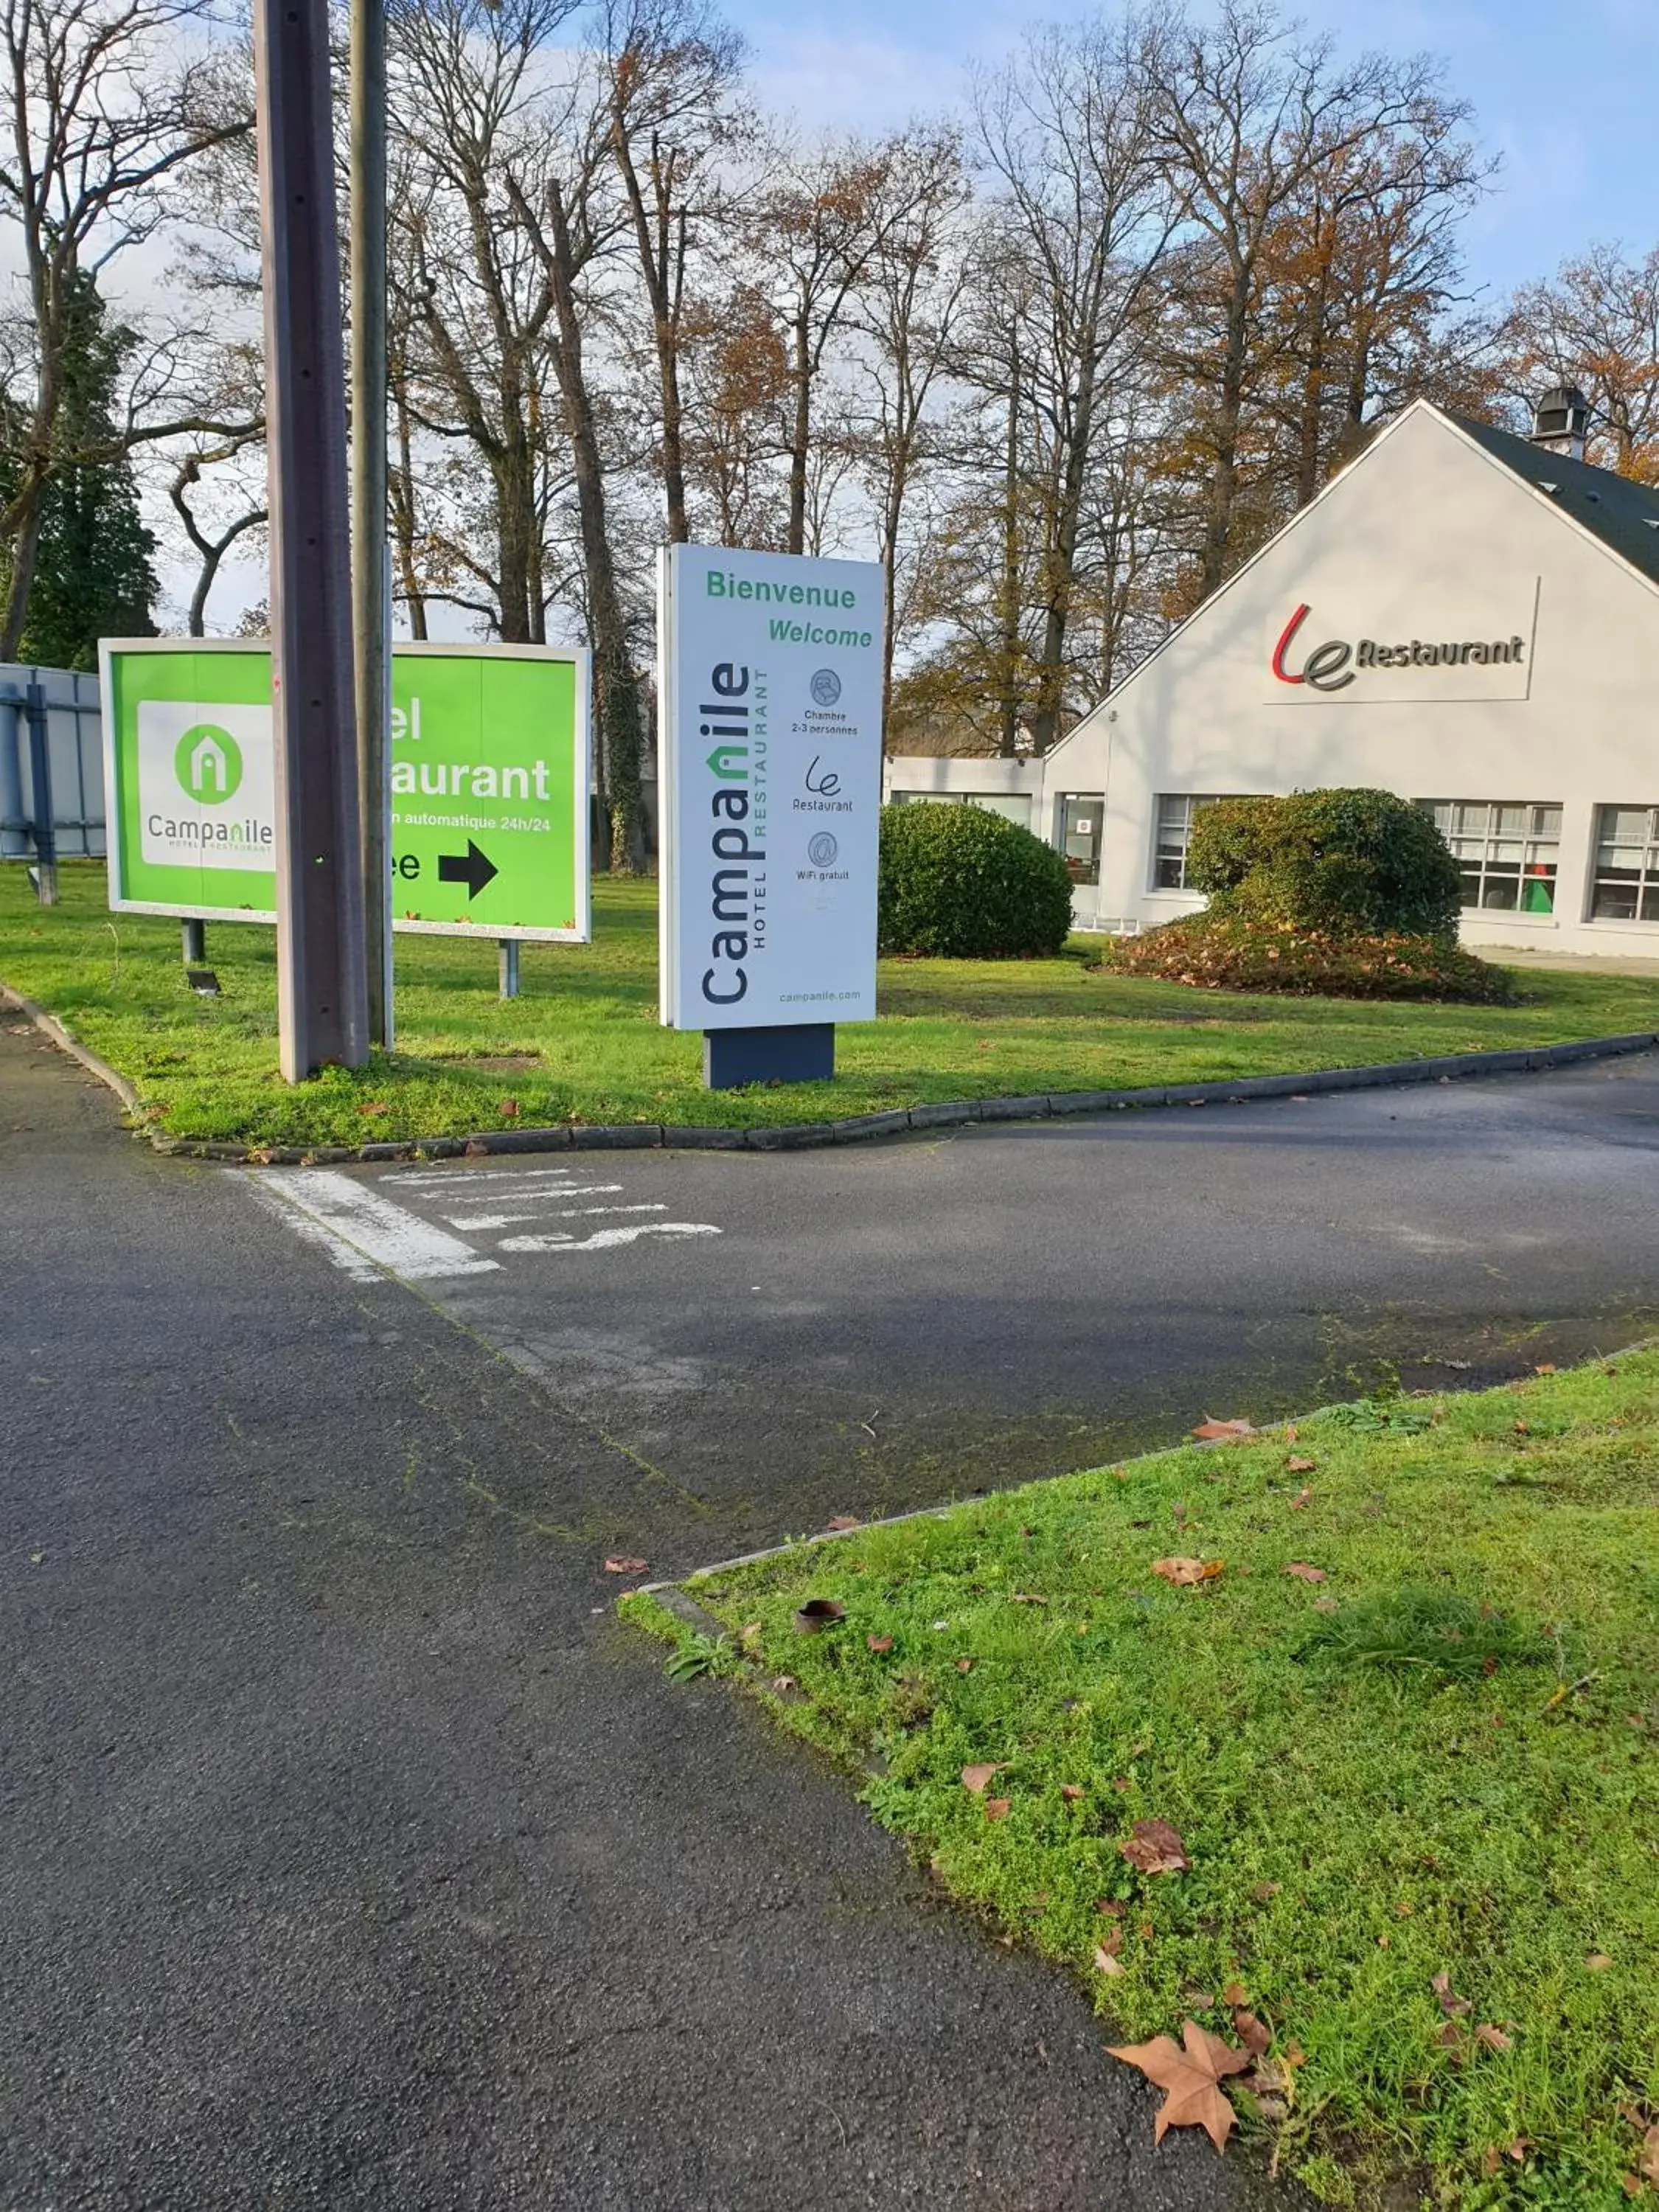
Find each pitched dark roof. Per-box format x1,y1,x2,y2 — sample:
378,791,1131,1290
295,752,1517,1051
1452,409,1659,589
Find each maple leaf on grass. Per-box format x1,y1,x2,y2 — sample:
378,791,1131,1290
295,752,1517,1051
1151,1557,1225,1587
1110,2021,1251,2152
1119,1818,1191,1874
1283,1562,1328,1584
1192,1418,1254,1443
960,1762,1004,1794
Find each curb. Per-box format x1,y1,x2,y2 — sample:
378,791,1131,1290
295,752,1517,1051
0,984,140,1112
635,1340,1659,1610
4,982,1655,1166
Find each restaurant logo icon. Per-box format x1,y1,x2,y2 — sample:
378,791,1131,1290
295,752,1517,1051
175,721,244,804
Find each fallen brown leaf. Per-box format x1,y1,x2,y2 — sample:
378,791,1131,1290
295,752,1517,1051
1534,1363,1557,1375
1252,1881,1281,1902
827,1514,860,1531
1192,1419,1255,1443
1119,1818,1192,1875
499,1099,520,1118
1640,2124,1659,2185
1093,1944,1126,1976
1283,1562,1328,1584
1109,2021,1251,2153
1289,1486,1312,1509
1011,1592,1048,1604
1312,1596,1339,1613
961,1762,1004,1794
1095,1899,1126,1917
1588,1952,1614,1971
1432,1972,1472,2018
602,1555,647,1573
984,1797,1012,1822
793,1597,845,1633
1060,1784,1085,1801
1285,1455,1317,1475
866,1634,894,1652
955,1657,975,1674
1221,1980,1248,2008
1151,1557,1225,1587
1475,2024,1513,2052
1232,2009,1271,2059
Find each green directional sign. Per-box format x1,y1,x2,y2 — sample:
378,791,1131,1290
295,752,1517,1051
100,639,591,941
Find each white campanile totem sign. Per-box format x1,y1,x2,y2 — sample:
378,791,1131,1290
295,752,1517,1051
657,545,886,1087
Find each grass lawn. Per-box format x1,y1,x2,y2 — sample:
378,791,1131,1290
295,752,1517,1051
1,860,1655,1145
626,1356,1659,2210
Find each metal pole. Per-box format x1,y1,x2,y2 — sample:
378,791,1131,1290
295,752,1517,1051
350,0,391,1050
24,682,57,905
182,919,206,965
498,939,520,999
254,0,369,1079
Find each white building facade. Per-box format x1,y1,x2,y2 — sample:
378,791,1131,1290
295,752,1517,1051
886,400,1659,956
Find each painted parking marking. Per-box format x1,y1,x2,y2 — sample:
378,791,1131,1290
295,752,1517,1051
498,1222,721,1253
442,1188,625,1228
258,1169,502,1279
243,1177,383,1282
253,1161,723,1278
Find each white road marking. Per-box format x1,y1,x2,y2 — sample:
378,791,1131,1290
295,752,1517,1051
242,1177,383,1281
498,1222,722,1253
442,1186,624,1228
448,1202,667,1231
259,1170,500,1279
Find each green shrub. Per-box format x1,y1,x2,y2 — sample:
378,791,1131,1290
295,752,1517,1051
1102,915,1517,1003
878,802,1074,959
1189,789,1464,939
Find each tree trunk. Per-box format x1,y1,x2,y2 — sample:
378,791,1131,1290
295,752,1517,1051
0,469,49,660
1030,343,1097,755
545,180,646,872
998,356,1020,759
787,309,810,554
1198,276,1251,601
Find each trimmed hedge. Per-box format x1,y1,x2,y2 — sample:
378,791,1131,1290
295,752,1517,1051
1102,916,1517,1004
878,801,1074,959
1189,788,1464,939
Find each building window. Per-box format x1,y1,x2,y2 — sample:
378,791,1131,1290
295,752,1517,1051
1057,795,1102,886
1418,800,1562,913
1590,806,1659,922
1152,794,1244,890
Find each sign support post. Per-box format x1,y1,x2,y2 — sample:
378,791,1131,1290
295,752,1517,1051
349,0,392,1051
24,681,57,905
254,0,369,1080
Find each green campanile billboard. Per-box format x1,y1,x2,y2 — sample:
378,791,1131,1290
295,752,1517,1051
98,639,591,940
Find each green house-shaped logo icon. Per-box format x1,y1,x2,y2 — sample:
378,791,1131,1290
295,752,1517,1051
174,722,244,806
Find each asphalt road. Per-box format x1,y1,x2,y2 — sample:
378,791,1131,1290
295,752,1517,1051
261,1045,1659,1551
7,1028,1659,2211
1,1022,1295,2212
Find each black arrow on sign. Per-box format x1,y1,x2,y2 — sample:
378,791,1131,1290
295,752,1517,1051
438,839,498,900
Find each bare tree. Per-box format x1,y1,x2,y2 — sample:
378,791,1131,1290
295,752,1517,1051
1144,1,1456,600
971,15,1179,750
1501,242,1659,480
848,123,969,733
600,0,744,543
0,0,248,653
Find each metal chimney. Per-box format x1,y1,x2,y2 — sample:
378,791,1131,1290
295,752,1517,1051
1529,385,1589,462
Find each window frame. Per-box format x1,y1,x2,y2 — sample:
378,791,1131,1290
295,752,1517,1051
1151,793,1250,893
1055,793,1104,887
1589,804,1659,925
1414,799,1563,917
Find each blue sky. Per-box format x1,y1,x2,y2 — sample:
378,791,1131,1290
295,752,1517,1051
726,0,1659,303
